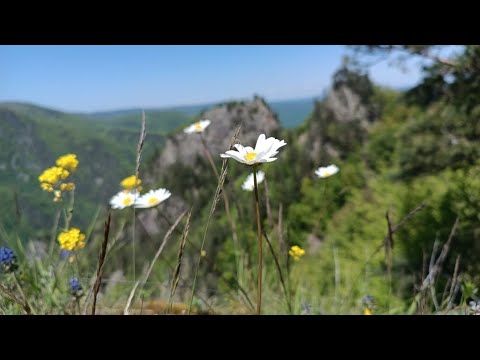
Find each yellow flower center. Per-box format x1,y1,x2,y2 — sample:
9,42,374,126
324,170,332,177
123,197,133,206
148,197,158,205
194,123,203,130
245,152,257,162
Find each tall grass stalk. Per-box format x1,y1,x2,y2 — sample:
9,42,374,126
0,282,31,314
168,209,192,313
333,244,340,308
149,210,254,311
91,213,111,315
124,210,186,315
188,125,241,314
12,273,35,315
132,110,147,283
134,216,217,314
263,178,274,231
199,133,240,274
263,230,292,314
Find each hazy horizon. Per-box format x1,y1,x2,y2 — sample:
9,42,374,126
0,94,324,114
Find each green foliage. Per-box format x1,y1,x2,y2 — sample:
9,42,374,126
397,104,480,177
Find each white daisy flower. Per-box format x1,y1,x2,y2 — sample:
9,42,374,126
242,171,265,191
315,164,339,178
110,191,139,209
183,119,211,134
134,188,171,209
220,133,286,165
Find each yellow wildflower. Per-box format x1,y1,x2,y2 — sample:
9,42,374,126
120,175,142,191
57,228,86,251
363,308,373,315
201,250,207,257
56,154,79,172
38,166,70,185
40,183,54,192
289,245,305,261
60,182,75,191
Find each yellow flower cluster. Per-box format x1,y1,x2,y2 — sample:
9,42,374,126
363,308,373,315
57,228,86,251
39,166,69,185
121,175,142,192
39,154,79,201
289,245,305,261
60,183,75,191
56,153,79,172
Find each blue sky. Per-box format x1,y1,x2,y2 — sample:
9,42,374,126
0,45,427,113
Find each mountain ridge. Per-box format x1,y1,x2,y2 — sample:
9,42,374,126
1,95,317,129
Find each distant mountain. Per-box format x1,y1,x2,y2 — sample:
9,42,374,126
83,96,317,130
80,110,191,135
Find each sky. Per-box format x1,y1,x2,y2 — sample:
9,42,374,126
0,45,429,113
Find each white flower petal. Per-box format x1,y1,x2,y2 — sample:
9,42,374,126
241,171,265,191
233,144,245,153
256,137,275,154
259,157,277,163
255,134,266,151
315,164,339,178
220,150,247,164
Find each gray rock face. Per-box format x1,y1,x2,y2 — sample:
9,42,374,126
325,85,371,127
299,84,375,164
149,98,281,178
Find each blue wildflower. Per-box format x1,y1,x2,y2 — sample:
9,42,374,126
61,250,71,259
68,277,83,297
60,249,76,263
0,246,17,272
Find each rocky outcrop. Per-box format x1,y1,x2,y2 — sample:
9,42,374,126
299,67,377,165
149,97,281,177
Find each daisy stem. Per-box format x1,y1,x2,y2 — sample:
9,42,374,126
253,166,263,315
132,206,136,283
